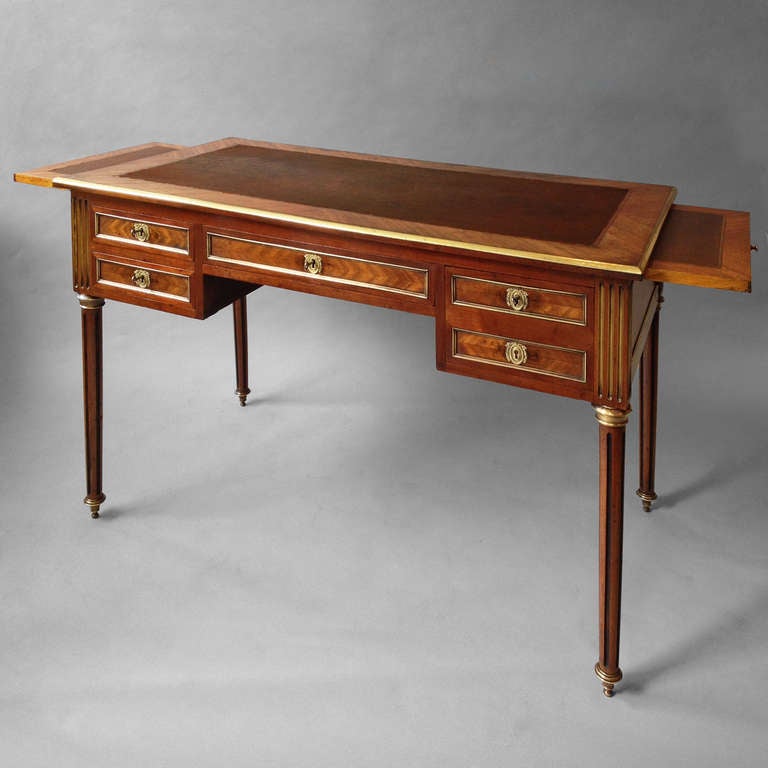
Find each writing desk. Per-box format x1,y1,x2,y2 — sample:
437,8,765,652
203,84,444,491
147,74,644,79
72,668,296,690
15,139,752,696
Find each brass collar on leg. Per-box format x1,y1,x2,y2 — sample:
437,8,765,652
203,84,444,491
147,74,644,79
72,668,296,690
77,294,105,310
593,405,631,428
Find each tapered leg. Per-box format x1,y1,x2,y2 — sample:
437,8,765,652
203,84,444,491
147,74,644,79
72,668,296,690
593,405,630,697
233,297,250,406
79,294,106,519
637,304,660,512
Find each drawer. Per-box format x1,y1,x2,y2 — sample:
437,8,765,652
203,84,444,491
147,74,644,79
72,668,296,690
452,328,587,383
451,274,587,325
207,233,429,299
94,255,191,303
95,212,189,254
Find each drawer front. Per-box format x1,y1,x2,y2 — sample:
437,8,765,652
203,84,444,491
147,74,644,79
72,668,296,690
95,212,189,254
94,256,191,303
451,274,587,325
207,233,429,298
452,328,587,383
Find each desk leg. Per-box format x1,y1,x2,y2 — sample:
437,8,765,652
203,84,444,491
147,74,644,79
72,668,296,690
78,294,106,519
593,405,630,696
233,297,250,406
637,300,660,512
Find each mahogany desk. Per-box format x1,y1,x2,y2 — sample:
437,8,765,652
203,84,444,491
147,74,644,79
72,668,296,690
15,139,753,696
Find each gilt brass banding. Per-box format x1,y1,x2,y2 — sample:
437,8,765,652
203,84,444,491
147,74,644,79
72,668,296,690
130,222,151,242
131,268,151,289
505,287,529,311
504,341,528,366
304,252,323,275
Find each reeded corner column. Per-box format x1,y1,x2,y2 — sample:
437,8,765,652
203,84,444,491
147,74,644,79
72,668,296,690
232,297,250,406
593,404,630,697
637,290,662,512
78,294,106,518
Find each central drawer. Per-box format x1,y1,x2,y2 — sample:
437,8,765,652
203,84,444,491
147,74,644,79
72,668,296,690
207,232,429,299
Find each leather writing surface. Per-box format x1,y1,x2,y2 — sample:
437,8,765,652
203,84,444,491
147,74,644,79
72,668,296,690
126,145,628,245
650,208,723,268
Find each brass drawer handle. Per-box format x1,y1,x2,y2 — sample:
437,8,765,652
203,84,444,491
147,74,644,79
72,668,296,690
131,268,151,289
505,287,529,312
130,222,151,242
304,253,323,275
504,340,528,366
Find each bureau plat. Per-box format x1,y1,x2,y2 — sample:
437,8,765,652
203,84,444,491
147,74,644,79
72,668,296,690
15,138,753,697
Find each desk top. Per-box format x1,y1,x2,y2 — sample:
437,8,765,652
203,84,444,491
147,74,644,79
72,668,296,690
16,138,677,276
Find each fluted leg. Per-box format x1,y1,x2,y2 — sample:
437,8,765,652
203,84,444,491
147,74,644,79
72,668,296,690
233,297,250,406
79,294,106,519
593,405,630,696
637,302,660,512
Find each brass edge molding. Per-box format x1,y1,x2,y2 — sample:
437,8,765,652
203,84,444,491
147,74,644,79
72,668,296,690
593,405,631,428
57,178,646,276
77,294,105,310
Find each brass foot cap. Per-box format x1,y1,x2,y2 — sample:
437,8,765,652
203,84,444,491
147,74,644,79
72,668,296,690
235,388,250,407
594,662,622,697
84,493,106,519
636,489,658,513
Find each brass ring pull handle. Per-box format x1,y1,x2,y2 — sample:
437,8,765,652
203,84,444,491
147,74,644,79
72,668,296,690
505,287,529,312
130,222,151,242
131,268,151,289
504,340,528,366
304,253,323,275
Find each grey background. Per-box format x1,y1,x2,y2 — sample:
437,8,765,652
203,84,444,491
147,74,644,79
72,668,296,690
2,1,767,765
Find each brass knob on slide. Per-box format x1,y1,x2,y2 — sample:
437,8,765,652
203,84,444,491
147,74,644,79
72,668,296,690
504,340,528,366
131,268,151,289
303,253,323,275
505,287,529,312
130,222,151,242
